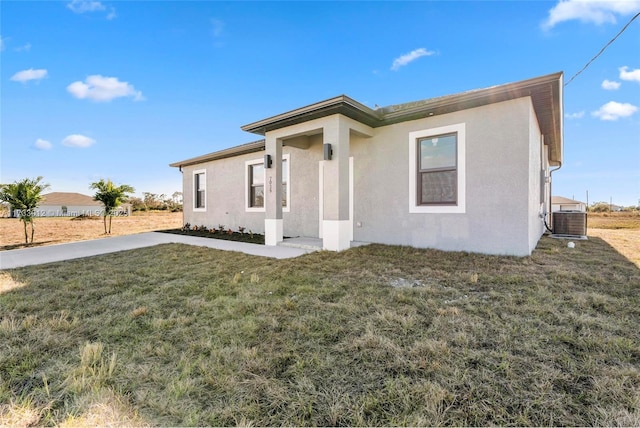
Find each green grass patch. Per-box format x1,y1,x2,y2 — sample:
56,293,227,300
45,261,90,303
1,236,639,426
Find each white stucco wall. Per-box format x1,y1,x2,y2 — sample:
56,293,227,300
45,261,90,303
181,96,548,256
182,139,324,237
351,97,538,255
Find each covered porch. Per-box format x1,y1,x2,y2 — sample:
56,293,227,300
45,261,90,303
242,107,375,252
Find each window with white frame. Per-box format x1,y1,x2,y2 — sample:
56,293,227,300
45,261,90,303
409,123,465,213
193,169,206,211
245,155,290,212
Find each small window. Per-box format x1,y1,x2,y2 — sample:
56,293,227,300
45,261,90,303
193,170,206,210
418,133,457,205
409,123,465,214
249,163,265,208
281,158,288,208
245,155,290,212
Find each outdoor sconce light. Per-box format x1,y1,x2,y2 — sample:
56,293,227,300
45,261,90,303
264,154,272,168
324,143,333,161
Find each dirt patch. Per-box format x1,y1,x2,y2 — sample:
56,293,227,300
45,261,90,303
0,212,182,251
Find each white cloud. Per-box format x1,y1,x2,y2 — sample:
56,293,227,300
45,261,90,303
565,111,585,119
601,79,621,90
391,48,435,71
67,0,116,19
592,101,638,121
34,139,53,150
10,68,48,83
0,35,5,51
67,75,144,102
542,0,640,29
67,0,105,13
62,134,96,148
619,66,640,83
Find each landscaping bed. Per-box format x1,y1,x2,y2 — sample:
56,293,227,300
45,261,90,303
158,224,265,244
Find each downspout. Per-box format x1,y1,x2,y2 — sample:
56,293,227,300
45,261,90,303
547,163,562,233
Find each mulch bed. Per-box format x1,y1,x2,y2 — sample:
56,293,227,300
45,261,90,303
157,228,265,245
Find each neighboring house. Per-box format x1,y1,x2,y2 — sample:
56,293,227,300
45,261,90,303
171,72,563,256
29,192,131,217
551,196,586,212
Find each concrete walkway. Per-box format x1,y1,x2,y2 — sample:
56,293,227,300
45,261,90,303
0,232,316,270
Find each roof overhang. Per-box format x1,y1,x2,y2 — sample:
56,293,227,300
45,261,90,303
172,72,563,169
382,72,564,166
169,139,265,169
240,95,381,135
239,72,563,166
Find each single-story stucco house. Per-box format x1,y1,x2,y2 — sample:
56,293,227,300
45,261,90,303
171,72,563,256
551,196,586,212
22,192,131,217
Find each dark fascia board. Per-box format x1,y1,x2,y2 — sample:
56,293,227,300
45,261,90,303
241,95,381,135
239,72,563,164
169,139,265,168
378,72,564,165
174,72,563,168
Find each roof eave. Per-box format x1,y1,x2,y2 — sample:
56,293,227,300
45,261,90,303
169,140,266,168
241,95,381,135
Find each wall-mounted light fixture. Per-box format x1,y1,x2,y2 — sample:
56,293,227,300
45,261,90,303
264,154,272,168
323,143,333,161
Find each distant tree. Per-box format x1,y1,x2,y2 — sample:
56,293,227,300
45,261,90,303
172,191,183,204
90,179,135,234
128,196,146,212
589,202,611,213
0,177,50,243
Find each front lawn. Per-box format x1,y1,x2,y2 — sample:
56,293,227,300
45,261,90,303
1,237,639,426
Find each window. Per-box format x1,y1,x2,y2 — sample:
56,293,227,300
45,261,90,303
418,133,457,205
193,169,206,211
409,123,465,213
245,155,290,212
249,163,264,208
281,158,288,208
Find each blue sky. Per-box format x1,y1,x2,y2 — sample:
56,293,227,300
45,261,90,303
1,0,639,206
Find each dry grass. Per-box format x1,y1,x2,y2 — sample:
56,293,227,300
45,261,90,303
588,212,640,268
1,232,638,426
588,211,640,230
0,212,181,250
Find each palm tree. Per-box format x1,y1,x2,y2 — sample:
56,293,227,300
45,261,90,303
0,177,50,244
90,179,135,234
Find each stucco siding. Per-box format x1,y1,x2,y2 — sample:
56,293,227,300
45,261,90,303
352,97,535,255
181,141,323,237
528,99,545,253
180,96,546,256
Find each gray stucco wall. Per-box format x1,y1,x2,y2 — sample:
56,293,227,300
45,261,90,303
182,138,324,237
181,95,547,256
351,97,539,255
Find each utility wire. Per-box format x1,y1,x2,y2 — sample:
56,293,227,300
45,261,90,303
565,11,640,87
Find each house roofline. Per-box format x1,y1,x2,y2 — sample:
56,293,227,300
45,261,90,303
171,72,563,168
169,139,266,168
240,95,381,135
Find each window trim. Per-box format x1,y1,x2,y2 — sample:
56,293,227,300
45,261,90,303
409,123,466,213
193,169,206,212
245,154,290,213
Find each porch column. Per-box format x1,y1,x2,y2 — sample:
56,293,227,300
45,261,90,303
323,116,351,251
264,135,283,246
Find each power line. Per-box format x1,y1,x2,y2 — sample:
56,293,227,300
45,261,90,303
565,11,640,87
